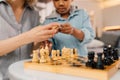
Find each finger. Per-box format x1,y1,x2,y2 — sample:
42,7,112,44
61,26,71,31
39,30,57,36
61,30,71,34
62,23,70,27
44,23,60,30
62,27,71,30
40,35,54,41
35,36,52,43
61,29,71,33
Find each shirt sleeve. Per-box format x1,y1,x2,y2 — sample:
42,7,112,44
80,10,95,45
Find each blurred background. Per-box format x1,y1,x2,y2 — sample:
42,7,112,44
35,0,120,53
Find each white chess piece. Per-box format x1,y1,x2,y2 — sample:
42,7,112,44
51,50,57,60
40,48,47,63
74,48,78,57
32,50,39,63
45,45,51,62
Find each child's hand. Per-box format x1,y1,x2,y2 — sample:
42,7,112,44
60,23,74,34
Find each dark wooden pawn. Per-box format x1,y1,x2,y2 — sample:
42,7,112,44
96,53,104,69
86,51,96,68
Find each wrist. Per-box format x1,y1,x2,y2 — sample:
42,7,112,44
19,32,33,45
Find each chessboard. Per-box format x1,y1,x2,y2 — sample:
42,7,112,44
24,58,120,80
24,46,120,80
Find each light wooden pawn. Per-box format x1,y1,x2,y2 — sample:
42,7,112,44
51,50,57,60
32,50,39,63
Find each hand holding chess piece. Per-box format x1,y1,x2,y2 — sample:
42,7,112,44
52,24,62,33
60,23,74,35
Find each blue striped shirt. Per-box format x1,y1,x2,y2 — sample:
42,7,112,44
44,8,95,56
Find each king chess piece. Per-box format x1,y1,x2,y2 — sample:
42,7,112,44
103,46,111,65
96,53,104,69
107,45,114,64
86,51,96,68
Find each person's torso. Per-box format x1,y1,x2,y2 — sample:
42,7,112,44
44,9,88,56
0,1,39,79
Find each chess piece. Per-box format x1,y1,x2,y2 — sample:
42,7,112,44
112,48,119,60
96,53,104,69
45,44,51,62
51,50,57,60
40,48,47,63
52,25,62,32
62,47,69,58
86,51,96,68
103,46,111,65
65,48,71,58
107,45,114,64
70,49,74,57
61,47,65,58
74,48,78,57
56,50,60,59
32,50,39,63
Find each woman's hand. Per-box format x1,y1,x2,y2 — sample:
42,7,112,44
27,23,59,43
60,23,74,34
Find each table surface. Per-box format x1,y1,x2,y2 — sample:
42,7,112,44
8,59,120,80
0,72,2,80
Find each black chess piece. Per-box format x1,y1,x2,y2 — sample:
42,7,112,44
96,53,104,69
86,51,96,68
103,46,111,65
112,48,119,60
107,45,114,64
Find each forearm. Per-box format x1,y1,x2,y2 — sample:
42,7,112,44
72,28,84,41
0,32,33,56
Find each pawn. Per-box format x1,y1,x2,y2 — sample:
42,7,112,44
51,50,57,60
96,53,104,69
57,50,60,58
86,51,96,68
32,50,39,63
